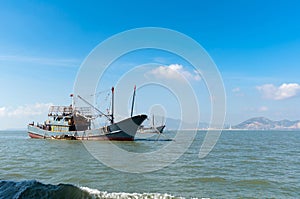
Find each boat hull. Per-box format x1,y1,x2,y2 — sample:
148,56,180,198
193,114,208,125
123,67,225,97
28,132,46,139
28,114,147,141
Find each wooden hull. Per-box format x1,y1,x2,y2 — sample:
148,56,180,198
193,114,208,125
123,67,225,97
28,132,46,139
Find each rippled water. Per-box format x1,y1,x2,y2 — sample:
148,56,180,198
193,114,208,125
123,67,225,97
0,130,299,198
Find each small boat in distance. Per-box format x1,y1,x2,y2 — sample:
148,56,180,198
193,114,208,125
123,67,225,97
28,87,147,141
137,115,165,134
137,125,165,134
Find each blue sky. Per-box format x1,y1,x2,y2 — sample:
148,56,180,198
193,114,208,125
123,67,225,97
0,0,300,129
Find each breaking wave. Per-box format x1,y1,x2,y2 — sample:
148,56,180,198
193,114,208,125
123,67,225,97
0,180,185,199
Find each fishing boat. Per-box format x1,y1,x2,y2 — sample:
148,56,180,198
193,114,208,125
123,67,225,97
137,115,165,134
138,125,165,134
28,87,147,141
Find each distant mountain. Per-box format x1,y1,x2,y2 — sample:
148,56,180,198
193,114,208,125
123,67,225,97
233,117,300,130
149,116,300,130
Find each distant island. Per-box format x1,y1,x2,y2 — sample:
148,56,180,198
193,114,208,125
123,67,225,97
164,117,300,130
232,117,300,130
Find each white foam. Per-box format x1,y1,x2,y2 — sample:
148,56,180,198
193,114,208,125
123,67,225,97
80,186,102,195
80,186,188,199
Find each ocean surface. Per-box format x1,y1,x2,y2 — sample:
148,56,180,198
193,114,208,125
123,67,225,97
0,130,299,198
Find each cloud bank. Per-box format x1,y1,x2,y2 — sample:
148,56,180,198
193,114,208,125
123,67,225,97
259,106,268,112
257,83,300,100
0,103,53,118
0,103,54,130
148,64,201,81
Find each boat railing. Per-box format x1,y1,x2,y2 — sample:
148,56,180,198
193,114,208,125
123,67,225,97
49,106,73,115
48,106,93,117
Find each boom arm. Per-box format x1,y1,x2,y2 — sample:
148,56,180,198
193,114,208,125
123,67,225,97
77,95,113,123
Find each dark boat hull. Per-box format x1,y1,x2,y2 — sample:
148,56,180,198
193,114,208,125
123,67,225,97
28,114,147,141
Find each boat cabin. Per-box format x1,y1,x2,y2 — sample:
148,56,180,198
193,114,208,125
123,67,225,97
34,105,93,132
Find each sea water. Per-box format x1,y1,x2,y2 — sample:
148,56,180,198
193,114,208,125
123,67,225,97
0,130,299,198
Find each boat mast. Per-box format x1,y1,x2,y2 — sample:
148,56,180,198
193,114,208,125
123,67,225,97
130,85,136,117
152,114,155,128
111,87,114,124
70,94,74,107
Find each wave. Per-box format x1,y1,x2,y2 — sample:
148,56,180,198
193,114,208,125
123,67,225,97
235,179,271,186
175,177,226,185
0,180,185,199
0,180,90,199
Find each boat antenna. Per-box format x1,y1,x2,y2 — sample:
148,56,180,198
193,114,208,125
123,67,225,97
111,87,114,124
130,85,136,117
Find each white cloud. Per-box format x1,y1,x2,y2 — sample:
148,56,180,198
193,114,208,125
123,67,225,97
232,87,245,97
0,103,54,130
0,107,6,117
257,83,300,100
0,103,53,118
148,64,201,81
259,106,268,112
